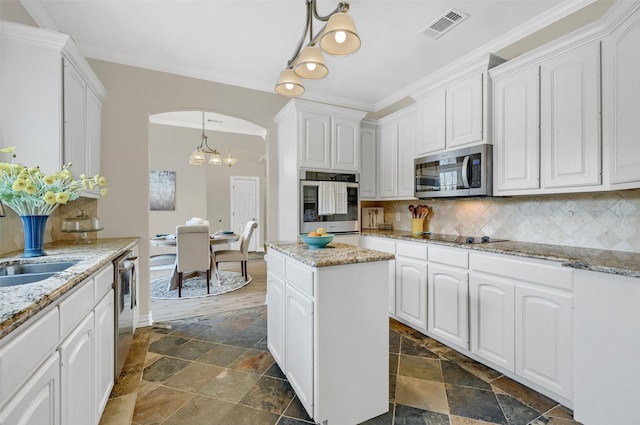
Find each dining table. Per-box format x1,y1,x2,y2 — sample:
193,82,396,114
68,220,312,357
150,233,240,290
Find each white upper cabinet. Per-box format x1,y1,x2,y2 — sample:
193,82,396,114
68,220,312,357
275,99,365,172
602,4,640,187
415,89,446,155
446,73,484,148
377,107,416,199
493,66,540,192
0,22,106,195
540,41,601,189
359,122,377,199
299,111,331,170
491,40,601,195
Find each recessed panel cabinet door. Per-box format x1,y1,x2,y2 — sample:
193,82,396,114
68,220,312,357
428,264,469,349
540,41,601,189
360,126,377,199
378,123,398,198
0,352,60,425
267,272,286,369
415,89,446,155
299,111,331,170
395,256,427,332
63,59,87,176
603,11,640,185
95,290,115,421
332,117,359,172
447,73,483,148
515,284,572,400
285,284,314,416
493,66,540,192
469,273,515,372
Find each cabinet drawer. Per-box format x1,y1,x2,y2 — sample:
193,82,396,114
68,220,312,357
429,246,468,268
470,253,572,290
266,253,285,278
396,242,428,261
285,260,314,298
0,307,60,405
361,236,395,254
94,264,114,302
60,279,94,337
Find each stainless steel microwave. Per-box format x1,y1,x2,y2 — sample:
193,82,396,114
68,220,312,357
414,145,492,198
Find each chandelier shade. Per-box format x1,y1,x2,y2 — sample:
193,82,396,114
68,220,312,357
293,45,329,79
274,0,359,97
276,69,305,97
319,12,360,55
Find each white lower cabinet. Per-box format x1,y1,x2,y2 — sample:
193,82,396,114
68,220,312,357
94,290,115,422
515,283,572,400
284,284,314,412
60,312,94,425
428,263,469,350
266,272,286,368
0,262,117,425
360,236,396,315
395,255,428,333
266,249,388,424
469,273,515,372
0,352,60,425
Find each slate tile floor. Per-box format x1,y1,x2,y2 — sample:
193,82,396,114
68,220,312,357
100,305,583,425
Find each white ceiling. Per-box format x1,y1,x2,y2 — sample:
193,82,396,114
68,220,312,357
21,0,604,112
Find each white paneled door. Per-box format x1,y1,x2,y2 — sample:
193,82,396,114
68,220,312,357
230,176,260,252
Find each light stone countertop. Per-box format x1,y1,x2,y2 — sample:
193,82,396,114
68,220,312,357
266,241,395,268
0,238,139,340
361,230,640,279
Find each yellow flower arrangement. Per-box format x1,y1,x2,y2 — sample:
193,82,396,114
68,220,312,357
0,146,108,216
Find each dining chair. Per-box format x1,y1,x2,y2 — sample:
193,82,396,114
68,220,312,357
212,221,258,282
175,224,211,297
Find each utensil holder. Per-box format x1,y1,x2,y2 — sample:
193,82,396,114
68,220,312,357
411,218,425,235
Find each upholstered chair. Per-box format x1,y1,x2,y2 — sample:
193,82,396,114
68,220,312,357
175,224,211,297
212,221,258,282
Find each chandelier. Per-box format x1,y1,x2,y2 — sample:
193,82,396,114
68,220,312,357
189,112,238,167
275,0,360,97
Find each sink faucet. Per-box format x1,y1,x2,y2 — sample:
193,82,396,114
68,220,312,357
0,200,5,217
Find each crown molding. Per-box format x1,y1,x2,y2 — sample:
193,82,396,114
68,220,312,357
19,0,58,30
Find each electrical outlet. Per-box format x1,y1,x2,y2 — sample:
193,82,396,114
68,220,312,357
395,212,401,221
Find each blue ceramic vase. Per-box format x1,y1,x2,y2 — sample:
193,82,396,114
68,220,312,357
20,215,49,257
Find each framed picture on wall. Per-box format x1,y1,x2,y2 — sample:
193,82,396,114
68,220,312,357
150,170,176,211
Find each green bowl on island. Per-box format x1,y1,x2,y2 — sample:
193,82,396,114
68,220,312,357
300,234,335,249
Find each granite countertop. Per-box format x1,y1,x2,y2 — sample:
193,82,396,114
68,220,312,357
361,230,640,279
266,241,395,268
0,238,139,340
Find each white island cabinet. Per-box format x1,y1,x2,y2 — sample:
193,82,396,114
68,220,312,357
266,242,393,425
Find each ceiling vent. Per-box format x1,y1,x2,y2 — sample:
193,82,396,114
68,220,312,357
419,8,469,39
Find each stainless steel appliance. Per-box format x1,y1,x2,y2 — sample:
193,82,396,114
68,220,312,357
414,145,492,198
299,169,359,234
113,250,137,381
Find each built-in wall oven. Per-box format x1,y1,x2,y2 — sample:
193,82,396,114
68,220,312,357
300,170,359,234
414,145,493,198
113,250,137,382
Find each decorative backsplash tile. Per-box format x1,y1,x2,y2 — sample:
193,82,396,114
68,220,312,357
364,189,640,253
0,199,98,255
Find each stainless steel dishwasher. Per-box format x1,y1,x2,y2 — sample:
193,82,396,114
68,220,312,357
113,250,137,381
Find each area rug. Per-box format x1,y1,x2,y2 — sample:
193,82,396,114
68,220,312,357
150,271,252,299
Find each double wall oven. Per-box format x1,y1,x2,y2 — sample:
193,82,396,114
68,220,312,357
299,170,359,234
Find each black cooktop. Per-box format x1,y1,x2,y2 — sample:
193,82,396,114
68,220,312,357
420,233,508,244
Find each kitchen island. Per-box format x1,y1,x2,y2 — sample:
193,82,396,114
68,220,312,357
265,241,394,425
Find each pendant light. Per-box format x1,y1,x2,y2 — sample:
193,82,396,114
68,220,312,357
189,112,236,167
275,0,360,97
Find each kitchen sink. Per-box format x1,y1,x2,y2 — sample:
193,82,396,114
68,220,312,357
0,272,57,287
0,260,79,287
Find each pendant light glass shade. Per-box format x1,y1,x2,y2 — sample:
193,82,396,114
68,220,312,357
275,69,305,96
208,152,222,165
223,148,238,167
189,148,206,165
293,45,329,79
319,12,360,55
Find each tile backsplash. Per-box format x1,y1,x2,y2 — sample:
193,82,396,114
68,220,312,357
363,189,640,253
0,198,98,255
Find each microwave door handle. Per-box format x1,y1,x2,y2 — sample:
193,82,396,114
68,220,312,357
461,155,471,189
